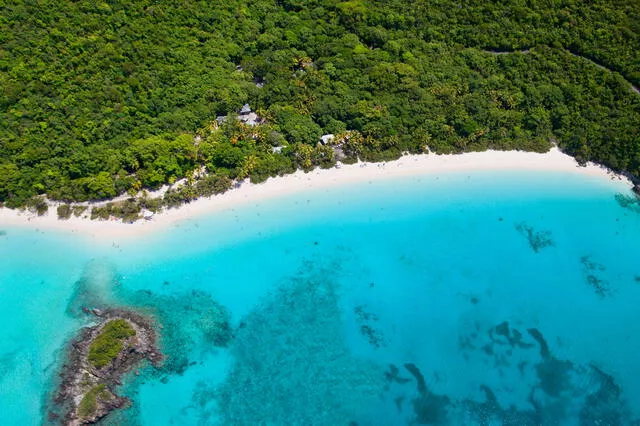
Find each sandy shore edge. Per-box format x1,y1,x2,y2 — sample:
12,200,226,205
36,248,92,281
0,148,632,242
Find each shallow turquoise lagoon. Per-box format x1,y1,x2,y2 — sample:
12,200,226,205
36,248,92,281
1,171,640,425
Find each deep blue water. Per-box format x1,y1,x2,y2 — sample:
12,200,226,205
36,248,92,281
1,171,640,425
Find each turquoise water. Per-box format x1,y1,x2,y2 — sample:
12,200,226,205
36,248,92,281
1,171,640,425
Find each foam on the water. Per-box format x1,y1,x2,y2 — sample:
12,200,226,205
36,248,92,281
1,170,639,425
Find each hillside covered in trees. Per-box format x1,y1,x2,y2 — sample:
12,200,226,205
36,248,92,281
1,0,639,211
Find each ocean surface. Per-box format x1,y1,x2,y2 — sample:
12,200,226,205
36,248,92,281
1,170,640,425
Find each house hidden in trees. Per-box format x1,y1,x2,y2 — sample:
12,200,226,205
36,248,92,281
216,104,261,126
319,133,349,161
320,134,335,145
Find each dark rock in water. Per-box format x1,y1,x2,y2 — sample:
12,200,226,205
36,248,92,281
353,305,379,322
580,255,611,297
359,324,385,348
494,321,510,341
515,222,555,253
404,363,450,424
49,309,162,425
579,364,627,425
614,192,640,213
482,343,494,356
490,321,535,350
384,364,399,384
586,274,610,297
527,328,550,359
462,384,542,425
535,357,574,397
354,305,386,348
412,391,450,425
398,323,634,425
633,184,640,197
68,263,233,375
59,262,235,422
384,364,412,385
526,328,576,398
404,363,427,394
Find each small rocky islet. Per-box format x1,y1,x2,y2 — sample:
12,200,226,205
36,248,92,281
49,309,162,425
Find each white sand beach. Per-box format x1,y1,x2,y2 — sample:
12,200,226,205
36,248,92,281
0,148,632,242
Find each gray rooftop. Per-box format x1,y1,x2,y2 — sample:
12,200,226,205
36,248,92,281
239,112,260,126
320,134,335,144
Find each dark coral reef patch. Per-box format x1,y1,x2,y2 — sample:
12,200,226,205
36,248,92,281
515,222,555,253
580,255,612,298
197,266,384,425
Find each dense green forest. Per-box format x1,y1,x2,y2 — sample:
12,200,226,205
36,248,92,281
1,0,639,215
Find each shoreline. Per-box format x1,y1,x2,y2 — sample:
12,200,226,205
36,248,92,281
50,309,162,425
0,148,633,242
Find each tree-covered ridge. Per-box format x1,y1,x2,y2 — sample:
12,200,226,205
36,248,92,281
406,0,640,86
1,0,638,209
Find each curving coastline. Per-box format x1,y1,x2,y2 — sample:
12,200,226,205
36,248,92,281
0,148,634,243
